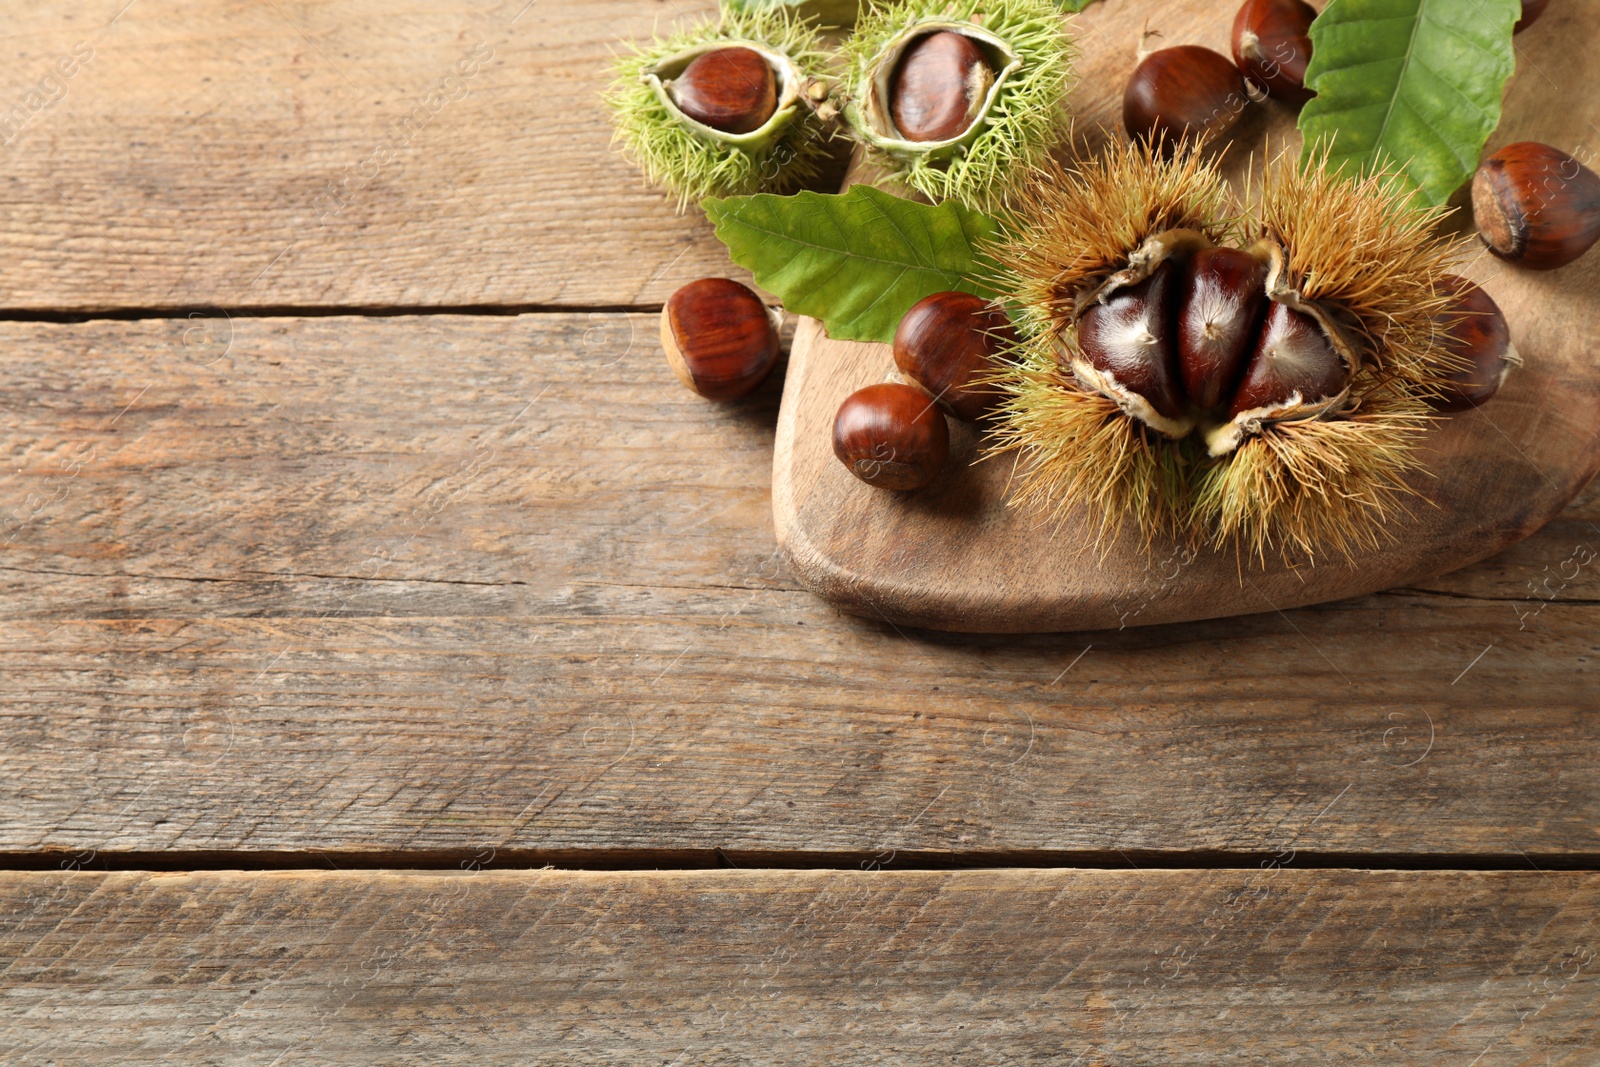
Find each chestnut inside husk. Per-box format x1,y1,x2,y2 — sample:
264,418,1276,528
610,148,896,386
1068,230,1362,457
988,141,1485,563
856,20,1020,158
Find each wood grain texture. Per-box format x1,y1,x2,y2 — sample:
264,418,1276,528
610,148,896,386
3,869,1597,1064
774,0,1600,632
0,315,1597,858
0,0,753,311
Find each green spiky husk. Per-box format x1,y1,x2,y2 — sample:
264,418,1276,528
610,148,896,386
986,141,1473,565
842,0,1076,211
604,8,834,211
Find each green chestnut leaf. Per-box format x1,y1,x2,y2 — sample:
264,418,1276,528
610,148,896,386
1297,0,1520,207
704,185,1002,344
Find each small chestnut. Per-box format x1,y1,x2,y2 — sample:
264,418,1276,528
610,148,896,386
1078,260,1188,422
661,278,781,401
1429,276,1517,412
1516,0,1551,33
1231,0,1317,106
1473,142,1600,271
1177,247,1268,411
890,31,996,143
668,47,778,135
833,382,949,491
1124,45,1249,155
1228,301,1349,417
893,291,1016,421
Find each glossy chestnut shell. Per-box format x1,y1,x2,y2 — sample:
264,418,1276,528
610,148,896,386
889,31,995,143
669,47,778,135
832,383,950,490
661,278,781,401
893,291,1015,421
1430,276,1517,412
1124,46,1249,155
1473,141,1600,271
1231,0,1317,106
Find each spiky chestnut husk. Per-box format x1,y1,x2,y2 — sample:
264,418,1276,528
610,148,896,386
604,8,835,211
1196,149,1470,564
984,140,1231,547
987,140,1472,563
841,0,1076,211
1190,380,1437,564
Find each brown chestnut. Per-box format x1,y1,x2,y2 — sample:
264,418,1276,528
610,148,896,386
1516,0,1551,33
1078,260,1188,422
833,382,949,490
1473,142,1600,271
1124,45,1249,155
1177,247,1268,411
890,31,996,143
1429,276,1517,412
893,291,1016,421
1231,0,1317,106
1228,301,1349,416
661,278,781,401
668,47,778,135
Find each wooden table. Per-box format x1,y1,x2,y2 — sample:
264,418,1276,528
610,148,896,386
2,1,1596,1062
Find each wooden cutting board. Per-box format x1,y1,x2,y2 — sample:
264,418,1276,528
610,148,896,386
771,0,1600,633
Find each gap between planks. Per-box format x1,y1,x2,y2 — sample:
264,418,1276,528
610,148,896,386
2,848,1597,874
0,304,670,323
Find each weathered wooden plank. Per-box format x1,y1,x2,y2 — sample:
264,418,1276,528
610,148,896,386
0,313,1591,614
17,0,1584,315
5,601,1600,860
0,0,750,311
0,314,1595,857
1,869,1596,1064
2,598,1598,858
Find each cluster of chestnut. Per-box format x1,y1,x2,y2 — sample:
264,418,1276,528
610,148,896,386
659,27,996,146
661,27,995,144
834,292,1013,490
661,279,1010,490
1129,0,1552,154
1076,251,1516,437
657,0,1599,503
1127,1,1599,274
1124,0,1319,155
610,0,1079,213
662,258,1522,496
